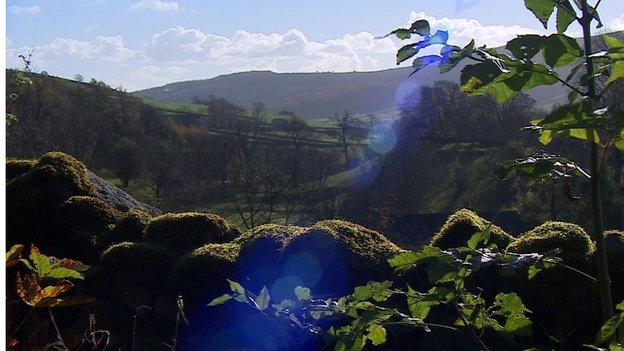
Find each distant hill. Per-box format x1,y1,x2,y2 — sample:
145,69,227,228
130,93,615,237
133,31,624,119
133,66,568,119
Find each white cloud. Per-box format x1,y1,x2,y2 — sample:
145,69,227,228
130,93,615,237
9,5,40,15
8,35,137,64
127,0,179,12
408,11,542,47
7,11,568,89
142,26,396,73
608,14,624,31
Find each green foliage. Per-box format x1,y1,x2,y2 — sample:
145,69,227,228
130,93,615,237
6,158,36,181
169,243,240,303
430,209,514,250
10,245,92,308
144,212,237,256
209,231,542,351
507,221,594,266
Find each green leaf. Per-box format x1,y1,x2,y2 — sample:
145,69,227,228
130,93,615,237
504,315,533,337
506,35,545,59
256,286,270,311
412,55,441,73
595,313,624,345
555,0,576,33
407,286,439,319
408,20,431,36
354,285,372,301
366,324,387,346
468,229,492,250
397,45,419,64
543,34,583,67
46,267,83,280
524,0,555,28
429,30,449,45
391,28,411,40
607,60,624,84
29,246,52,278
388,246,446,271
615,130,624,151
294,286,311,301
207,293,233,306
227,279,247,302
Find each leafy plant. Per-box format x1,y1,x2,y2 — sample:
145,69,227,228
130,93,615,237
585,301,624,350
389,0,622,321
7,244,93,350
208,230,574,350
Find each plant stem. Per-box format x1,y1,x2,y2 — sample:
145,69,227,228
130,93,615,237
49,307,69,351
455,304,491,351
581,0,614,322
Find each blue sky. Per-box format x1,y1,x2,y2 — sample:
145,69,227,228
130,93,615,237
7,0,624,90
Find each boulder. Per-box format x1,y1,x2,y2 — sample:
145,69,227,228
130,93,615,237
430,209,514,249
144,212,238,257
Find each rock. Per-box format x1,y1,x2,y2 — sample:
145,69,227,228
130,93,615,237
169,243,240,305
144,212,238,257
97,209,152,250
506,221,595,267
88,171,160,216
6,158,36,181
430,209,514,249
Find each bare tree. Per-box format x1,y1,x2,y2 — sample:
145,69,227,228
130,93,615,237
334,110,355,165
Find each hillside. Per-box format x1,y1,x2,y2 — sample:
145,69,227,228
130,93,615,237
133,66,568,119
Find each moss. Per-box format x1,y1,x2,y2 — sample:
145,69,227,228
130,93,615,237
605,230,624,301
100,242,173,305
232,224,306,295
35,151,94,194
503,222,600,344
279,220,403,297
56,196,122,262
169,243,241,303
6,152,95,250
506,221,595,267
144,212,237,256
6,158,36,181
60,196,122,231
98,209,152,250
430,209,514,249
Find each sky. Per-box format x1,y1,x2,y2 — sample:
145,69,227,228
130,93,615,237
6,0,624,91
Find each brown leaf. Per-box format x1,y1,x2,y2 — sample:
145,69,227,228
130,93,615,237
16,273,76,307
16,272,42,306
39,280,74,299
6,244,24,268
54,258,90,271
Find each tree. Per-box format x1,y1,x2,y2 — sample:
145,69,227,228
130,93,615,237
74,74,84,83
390,0,623,321
334,110,356,165
110,137,141,188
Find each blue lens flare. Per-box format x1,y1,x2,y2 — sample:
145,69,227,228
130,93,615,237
367,121,397,154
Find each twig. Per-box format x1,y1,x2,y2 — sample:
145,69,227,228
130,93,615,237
9,307,35,339
132,305,152,351
454,304,491,351
48,307,69,351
